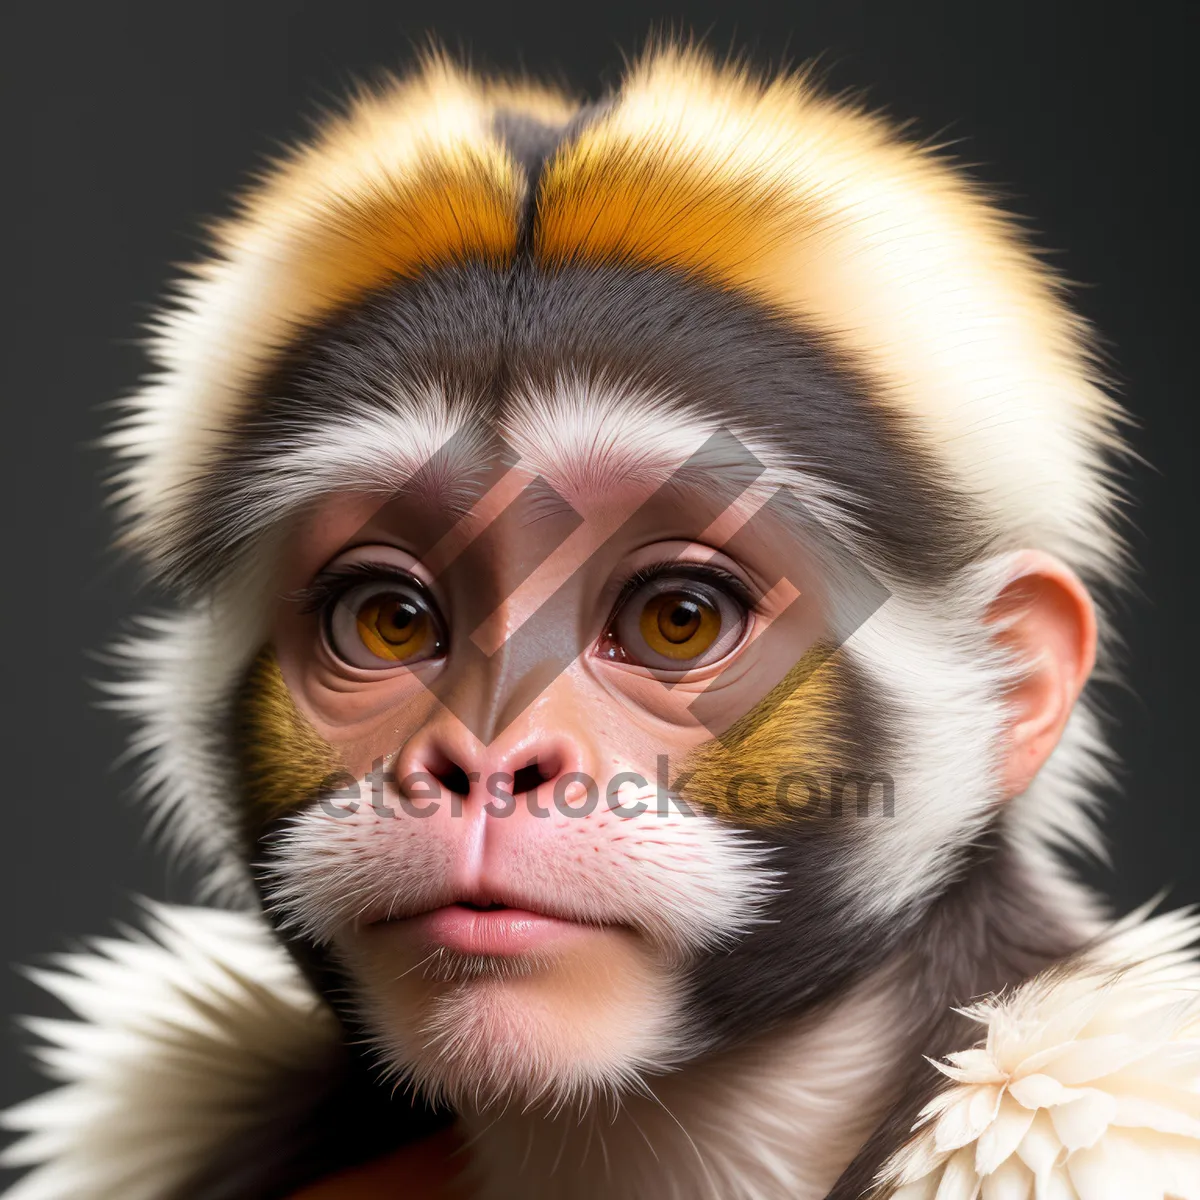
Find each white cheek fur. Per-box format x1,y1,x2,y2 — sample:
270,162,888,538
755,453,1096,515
261,778,776,1112
263,781,778,961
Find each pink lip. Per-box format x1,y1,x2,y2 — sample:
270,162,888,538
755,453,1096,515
405,904,591,956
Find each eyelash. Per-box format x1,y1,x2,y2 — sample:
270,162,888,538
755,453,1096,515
609,560,758,616
293,562,432,616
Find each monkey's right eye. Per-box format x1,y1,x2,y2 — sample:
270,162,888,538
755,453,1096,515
323,579,446,670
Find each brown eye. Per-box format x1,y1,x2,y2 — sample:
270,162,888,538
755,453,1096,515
639,592,721,660
603,576,748,671
326,581,445,669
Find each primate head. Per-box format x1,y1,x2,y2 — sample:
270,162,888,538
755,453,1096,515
113,47,1117,1123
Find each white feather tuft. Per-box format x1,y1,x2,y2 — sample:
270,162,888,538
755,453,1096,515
880,906,1200,1200
0,905,338,1200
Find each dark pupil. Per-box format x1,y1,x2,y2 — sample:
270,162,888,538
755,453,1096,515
382,599,419,638
659,597,701,643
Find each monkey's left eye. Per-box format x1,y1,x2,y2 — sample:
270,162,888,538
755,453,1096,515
599,572,749,671
322,579,446,670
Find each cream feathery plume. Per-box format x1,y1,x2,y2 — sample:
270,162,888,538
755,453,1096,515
1,903,339,1200
880,905,1200,1200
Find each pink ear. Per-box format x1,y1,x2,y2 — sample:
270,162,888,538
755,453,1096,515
987,551,1098,800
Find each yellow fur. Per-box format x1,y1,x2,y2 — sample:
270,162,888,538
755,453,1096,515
114,43,1126,597
209,59,539,318
233,648,345,820
678,647,853,827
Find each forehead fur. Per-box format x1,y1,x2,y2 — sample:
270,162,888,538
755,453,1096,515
107,57,559,550
108,42,1127,602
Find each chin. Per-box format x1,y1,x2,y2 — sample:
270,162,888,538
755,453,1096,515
337,918,691,1112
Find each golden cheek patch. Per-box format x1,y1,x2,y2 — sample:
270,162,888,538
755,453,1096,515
674,644,858,827
231,647,347,822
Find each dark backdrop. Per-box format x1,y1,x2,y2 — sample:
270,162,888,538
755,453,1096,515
3,0,1197,1135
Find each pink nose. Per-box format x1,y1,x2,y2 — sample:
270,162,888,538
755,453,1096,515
391,705,596,819
387,709,608,892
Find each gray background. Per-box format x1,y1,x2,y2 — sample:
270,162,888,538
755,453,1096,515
3,0,1197,1150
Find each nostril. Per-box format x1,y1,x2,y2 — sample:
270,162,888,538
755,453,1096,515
420,749,472,797
434,763,472,796
512,762,553,794
406,744,568,800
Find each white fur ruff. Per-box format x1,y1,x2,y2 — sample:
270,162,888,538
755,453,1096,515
0,905,339,1200
879,907,1200,1200
5,904,1199,1199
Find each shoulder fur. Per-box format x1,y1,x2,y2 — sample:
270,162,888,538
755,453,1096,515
0,904,339,1200
879,905,1200,1199
5,904,1197,1199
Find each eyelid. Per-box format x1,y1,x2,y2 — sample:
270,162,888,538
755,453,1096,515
598,560,755,674
317,572,448,671
294,561,434,615
610,560,758,615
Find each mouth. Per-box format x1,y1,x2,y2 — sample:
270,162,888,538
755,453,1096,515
368,895,603,957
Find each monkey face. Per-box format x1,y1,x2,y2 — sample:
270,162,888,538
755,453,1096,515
242,404,871,1113
135,244,1052,1126
109,51,1120,1126
188,250,1037,1119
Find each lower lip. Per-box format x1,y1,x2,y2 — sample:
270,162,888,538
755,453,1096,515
406,905,590,956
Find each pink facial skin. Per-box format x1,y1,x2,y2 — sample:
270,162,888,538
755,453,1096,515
264,462,824,1109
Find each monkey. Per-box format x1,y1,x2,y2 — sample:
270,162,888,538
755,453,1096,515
4,42,1199,1200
